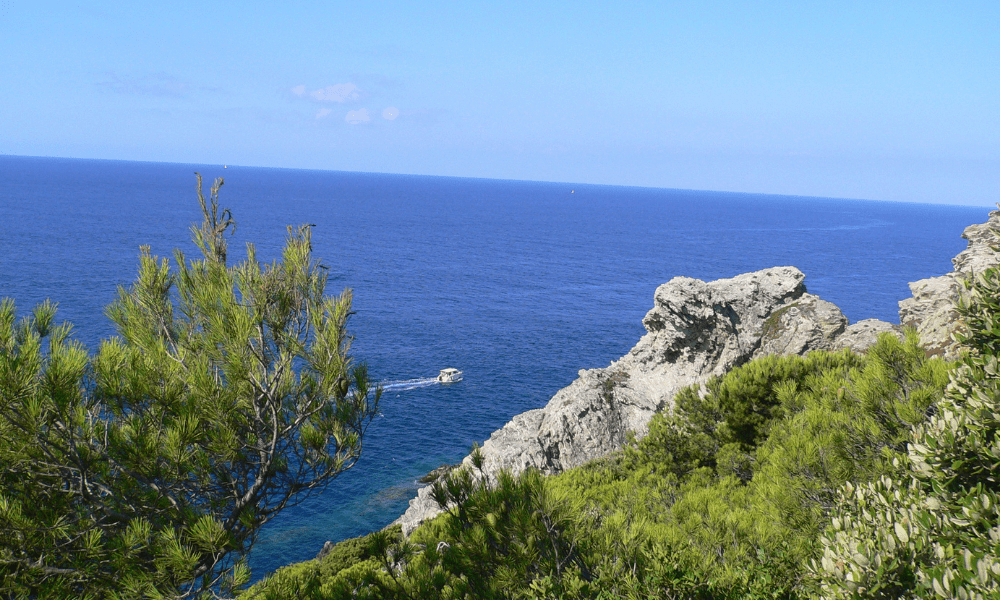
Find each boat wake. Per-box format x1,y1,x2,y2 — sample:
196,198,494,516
379,377,440,392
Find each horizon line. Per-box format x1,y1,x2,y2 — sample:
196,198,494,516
1,152,993,209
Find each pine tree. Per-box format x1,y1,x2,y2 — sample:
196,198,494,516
0,175,381,598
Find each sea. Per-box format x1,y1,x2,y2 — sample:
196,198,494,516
0,154,989,579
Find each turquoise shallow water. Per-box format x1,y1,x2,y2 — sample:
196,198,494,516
0,155,988,578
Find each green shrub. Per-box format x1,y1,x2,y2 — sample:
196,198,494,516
812,266,1000,599
547,334,947,598
241,526,399,599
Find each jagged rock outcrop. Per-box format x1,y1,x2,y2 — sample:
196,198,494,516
316,540,335,561
395,211,1000,536
898,210,1000,358
833,319,903,353
754,295,847,356
753,295,902,356
396,266,875,534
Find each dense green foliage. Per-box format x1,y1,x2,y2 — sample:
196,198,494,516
811,264,1000,599
0,176,380,598
249,330,953,599
241,528,396,599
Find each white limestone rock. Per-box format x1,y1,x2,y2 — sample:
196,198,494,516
833,319,903,353
397,266,813,534
753,294,848,357
898,210,1000,358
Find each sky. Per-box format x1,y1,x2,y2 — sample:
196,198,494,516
1,1,998,205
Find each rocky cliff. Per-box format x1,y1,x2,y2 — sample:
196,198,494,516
899,210,1000,358
395,210,1000,535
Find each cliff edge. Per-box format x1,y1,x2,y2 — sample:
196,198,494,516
395,211,999,535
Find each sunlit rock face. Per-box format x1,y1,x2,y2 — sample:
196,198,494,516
396,213,1000,535
899,210,1000,358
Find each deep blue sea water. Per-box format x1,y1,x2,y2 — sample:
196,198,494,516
0,155,988,579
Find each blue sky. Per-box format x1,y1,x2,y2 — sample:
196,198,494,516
2,1,998,205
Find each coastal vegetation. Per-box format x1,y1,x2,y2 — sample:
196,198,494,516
0,176,381,598
248,331,956,599
247,252,1000,598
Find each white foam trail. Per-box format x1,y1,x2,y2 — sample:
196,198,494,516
379,377,439,391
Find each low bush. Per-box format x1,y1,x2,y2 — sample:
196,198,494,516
241,526,399,599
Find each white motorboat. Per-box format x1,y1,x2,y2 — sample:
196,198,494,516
437,368,463,383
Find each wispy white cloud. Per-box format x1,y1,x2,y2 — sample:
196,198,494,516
97,72,200,97
382,106,399,120
345,108,371,124
316,107,333,119
291,84,306,96
309,83,360,103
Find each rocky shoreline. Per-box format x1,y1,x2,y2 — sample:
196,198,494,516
392,210,1000,536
